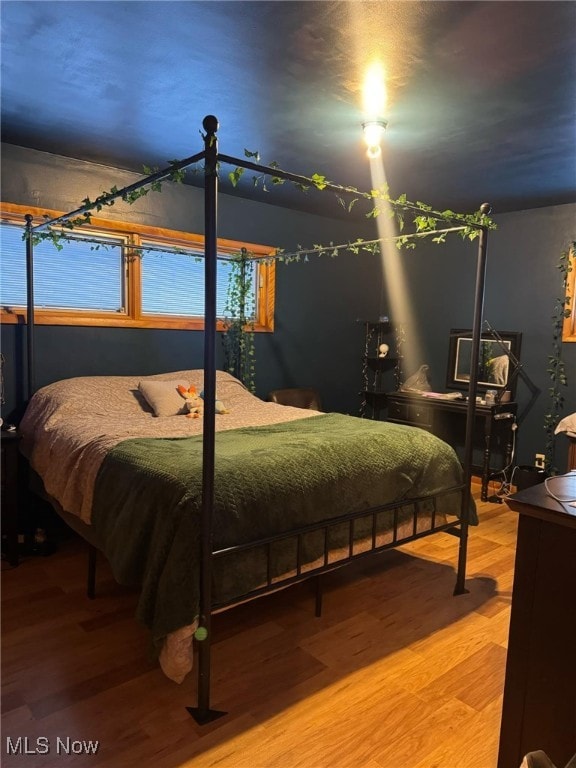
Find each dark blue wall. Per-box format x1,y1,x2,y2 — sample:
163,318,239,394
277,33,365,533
0,145,380,420
1,144,575,469
375,204,576,469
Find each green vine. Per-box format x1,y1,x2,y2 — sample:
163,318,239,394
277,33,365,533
544,242,574,473
262,228,473,267
28,147,496,257
28,162,188,249
23,141,497,398
229,150,496,244
221,249,256,392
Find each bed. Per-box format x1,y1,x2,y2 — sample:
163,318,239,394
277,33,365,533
19,115,491,720
19,368,475,686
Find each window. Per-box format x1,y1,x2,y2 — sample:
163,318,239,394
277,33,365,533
1,224,125,312
139,242,252,319
563,244,575,342
0,203,275,331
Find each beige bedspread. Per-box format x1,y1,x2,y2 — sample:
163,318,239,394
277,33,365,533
20,369,318,525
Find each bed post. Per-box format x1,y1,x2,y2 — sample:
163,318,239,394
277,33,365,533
24,214,36,399
454,203,492,595
187,115,226,724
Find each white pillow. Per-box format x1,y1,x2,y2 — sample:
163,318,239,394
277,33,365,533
138,380,189,417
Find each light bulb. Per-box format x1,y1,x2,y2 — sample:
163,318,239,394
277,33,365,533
362,119,387,158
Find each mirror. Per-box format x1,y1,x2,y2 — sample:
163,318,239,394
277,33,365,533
446,329,522,397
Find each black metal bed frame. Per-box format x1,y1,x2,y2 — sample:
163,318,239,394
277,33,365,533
22,114,491,724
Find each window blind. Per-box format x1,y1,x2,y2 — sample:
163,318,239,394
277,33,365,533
140,244,256,318
0,223,258,319
0,223,123,311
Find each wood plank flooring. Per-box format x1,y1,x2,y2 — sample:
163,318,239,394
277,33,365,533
1,486,517,768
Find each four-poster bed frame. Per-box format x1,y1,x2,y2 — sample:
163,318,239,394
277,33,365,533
21,115,491,724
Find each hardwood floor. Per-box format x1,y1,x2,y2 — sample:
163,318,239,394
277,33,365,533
1,485,517,768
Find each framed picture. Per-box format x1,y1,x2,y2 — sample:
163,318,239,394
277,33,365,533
446,329,522,398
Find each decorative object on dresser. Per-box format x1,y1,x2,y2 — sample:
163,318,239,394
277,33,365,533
446,327,522,401
400,363,432,393
445,324,542,478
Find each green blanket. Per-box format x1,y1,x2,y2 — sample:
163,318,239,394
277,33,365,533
91,413,474,645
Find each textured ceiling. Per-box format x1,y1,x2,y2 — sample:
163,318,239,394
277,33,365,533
1,1,575,219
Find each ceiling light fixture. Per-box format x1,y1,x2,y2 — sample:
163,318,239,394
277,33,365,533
361,62,387,158
362,118,387,158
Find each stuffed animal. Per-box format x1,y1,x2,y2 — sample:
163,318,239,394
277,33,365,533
177,384,204,419
200,390,229,414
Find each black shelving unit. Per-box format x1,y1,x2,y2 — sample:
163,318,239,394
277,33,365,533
359,319,403,419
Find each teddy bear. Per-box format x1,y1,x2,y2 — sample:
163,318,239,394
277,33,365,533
177,384,204,419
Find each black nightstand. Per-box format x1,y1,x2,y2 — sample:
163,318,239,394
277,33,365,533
1,429,21,566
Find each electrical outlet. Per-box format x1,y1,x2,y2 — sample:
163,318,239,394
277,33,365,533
535,453,545,469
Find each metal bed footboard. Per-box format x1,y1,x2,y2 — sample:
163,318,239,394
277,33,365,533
187,481,469,722
210,484,467,613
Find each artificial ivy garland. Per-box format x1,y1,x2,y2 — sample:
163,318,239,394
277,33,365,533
221,249,256,392
24,143,497,392
543,242,574,473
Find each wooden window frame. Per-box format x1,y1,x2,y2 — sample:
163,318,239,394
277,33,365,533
562,244,575,342
0,203,275,332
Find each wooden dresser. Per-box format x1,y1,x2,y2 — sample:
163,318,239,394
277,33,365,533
498,474,576,768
